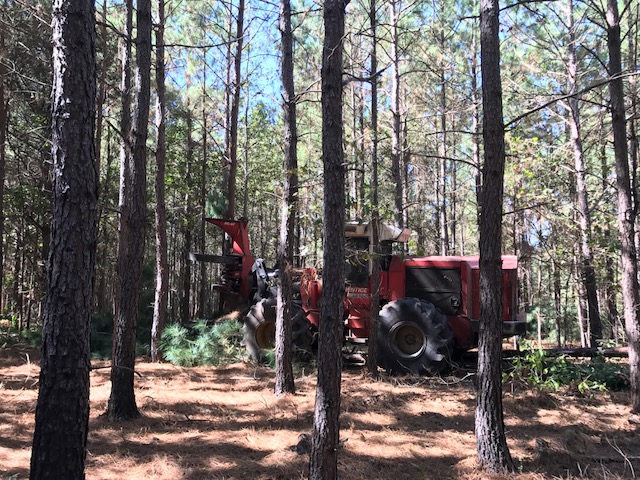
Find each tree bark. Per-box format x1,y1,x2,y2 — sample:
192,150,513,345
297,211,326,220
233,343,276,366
475,0,515,472
0,0,7,313
438,28,449,255
366,0,380,380
30,0,97,477
198,39,208,319
552,257,563,347
599,133,619,339
108,0,152,420
389,0,403,228
117,0,132,215
309,0,346,476
94,0,109,312
95,0,108,177
574,251,588,347
226,0,245,220
606,0,640,412
108,0,134,413
275,0,297,396
181,110,194,323
566,0,601,345
151,0,168,363
627,4,640,287
470,30,482,225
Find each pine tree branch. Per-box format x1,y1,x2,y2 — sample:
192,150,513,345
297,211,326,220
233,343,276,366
505,71,640,129
342,66,389,85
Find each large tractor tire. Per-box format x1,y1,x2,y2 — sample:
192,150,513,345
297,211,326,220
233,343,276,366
243,297,313,362
377,298,453,375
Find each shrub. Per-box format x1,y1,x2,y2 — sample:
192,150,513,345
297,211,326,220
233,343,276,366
0,322,41,348
504,341,629,394
159,319,246,367
259,345,316,373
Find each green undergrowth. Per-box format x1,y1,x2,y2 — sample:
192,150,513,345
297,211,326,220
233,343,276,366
504,342,629,394
159,318,316,372
90,311,150,359
260,346,317,374
0,321,41,348
160,319,246,367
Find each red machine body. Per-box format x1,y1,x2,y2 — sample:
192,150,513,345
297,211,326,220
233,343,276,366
196,218,256,304
298,227,524,351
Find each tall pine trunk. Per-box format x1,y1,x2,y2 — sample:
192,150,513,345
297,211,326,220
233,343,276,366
438,27,449,255
275,0,297,396
606,0,640,412
366,0,380,379
599,132,619,338
566,0,601,345
30,0,97,477
94,0,110,312
108,0,152,420
475,0,515,471
198,44,208,319
95,0,108,177
226,0,245,220
389,0,403,228
470,30,482,224
151,0,168,363
0,0,7,313
628,3,640,286
309,0,346,476
181,110,194,323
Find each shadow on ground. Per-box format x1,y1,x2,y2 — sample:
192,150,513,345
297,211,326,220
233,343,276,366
1,351,638,479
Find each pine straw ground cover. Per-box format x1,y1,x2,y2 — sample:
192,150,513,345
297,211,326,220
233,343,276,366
1,346,639,480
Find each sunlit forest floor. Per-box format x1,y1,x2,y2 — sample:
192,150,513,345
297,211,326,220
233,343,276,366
1,345,639,480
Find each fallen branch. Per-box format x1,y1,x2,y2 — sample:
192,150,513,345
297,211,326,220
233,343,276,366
607,436,637,478
502,347,628,359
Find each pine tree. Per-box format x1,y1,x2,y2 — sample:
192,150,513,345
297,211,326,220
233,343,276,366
606,0,640,413
474,0,515,472
107,0,152,420
275,0,298,396
30,0,97,477
151,0,169,363
309,0,347,477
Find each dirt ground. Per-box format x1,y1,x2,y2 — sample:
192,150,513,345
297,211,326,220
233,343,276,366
1,346,639,480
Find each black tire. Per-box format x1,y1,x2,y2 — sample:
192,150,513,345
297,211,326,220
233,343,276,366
243,297,312,362
377,298,453,375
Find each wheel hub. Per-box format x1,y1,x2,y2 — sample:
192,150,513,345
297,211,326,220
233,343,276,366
389,321,426,359
255,321,276,349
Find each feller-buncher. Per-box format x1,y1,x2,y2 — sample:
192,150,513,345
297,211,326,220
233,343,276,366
190,217,526,374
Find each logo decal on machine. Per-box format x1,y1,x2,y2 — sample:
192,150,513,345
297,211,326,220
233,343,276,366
346,286,369,299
